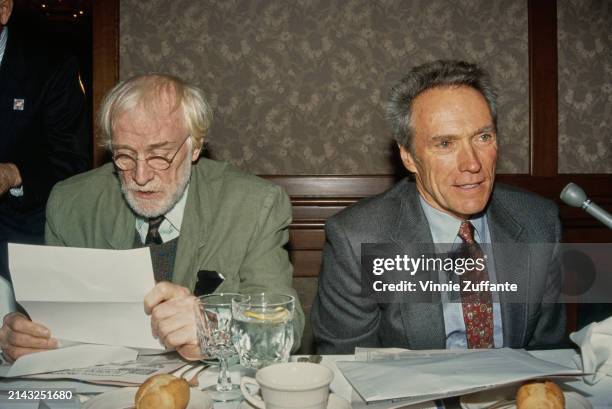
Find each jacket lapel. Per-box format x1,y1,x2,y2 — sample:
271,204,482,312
101,168,137,250
391,184,446,349
103,206,135,249
487,193,527,348
173,160,210,289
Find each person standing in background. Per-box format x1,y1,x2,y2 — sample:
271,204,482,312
0,0,90,281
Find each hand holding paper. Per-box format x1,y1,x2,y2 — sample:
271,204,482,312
8,243,163,350
0,312,58,362
145,281,200,360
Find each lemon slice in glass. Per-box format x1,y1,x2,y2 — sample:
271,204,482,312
244,306,289,323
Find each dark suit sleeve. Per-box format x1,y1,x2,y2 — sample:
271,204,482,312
311,217,381,354
527,210,567,348
11,55,89,209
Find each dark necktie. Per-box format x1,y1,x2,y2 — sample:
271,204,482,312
145,217,164,245
458,221,494,349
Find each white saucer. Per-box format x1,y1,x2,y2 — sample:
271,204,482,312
461,385,592,409
82,386,213,409
239,393,350,409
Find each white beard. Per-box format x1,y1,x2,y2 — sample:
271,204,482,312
120,155,192,218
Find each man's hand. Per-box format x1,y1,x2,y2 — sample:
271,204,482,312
0,163,22,195
0,312,58,362
144,282,200,360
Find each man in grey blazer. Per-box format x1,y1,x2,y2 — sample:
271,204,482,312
312,60,565,353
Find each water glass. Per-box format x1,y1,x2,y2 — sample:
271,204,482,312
194,293,246,401
232,293,295,369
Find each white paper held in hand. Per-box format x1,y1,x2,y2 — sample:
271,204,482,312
8,243,163,350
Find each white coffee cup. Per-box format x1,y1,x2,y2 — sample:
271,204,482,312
240,362,334,409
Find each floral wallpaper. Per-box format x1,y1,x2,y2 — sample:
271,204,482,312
120,0,529,174
558,0,612,174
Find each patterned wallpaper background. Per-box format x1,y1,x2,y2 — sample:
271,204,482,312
120,0,530,174
558,0,611,174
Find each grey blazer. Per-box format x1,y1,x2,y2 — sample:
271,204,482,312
311,179,565,354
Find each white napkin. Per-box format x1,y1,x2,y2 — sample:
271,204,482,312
570,316,612,385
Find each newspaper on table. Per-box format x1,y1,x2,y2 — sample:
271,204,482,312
347,348,465,409
9,354,187,387
338,347,584,406
3,345,138,378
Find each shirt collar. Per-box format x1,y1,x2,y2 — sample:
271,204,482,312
163,183,189,231
418,194,486,243
135,184,190,241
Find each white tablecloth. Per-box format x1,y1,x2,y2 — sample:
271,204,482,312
6,348,611,408
203,350,612,409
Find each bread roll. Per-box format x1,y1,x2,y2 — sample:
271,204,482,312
516,380,565,409
135,374,190,409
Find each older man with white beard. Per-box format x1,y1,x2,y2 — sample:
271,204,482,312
0,74,304,361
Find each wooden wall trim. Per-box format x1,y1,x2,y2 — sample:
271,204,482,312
266,175,399,198
528,0,558,177
92,0,119,167
267,174,612,203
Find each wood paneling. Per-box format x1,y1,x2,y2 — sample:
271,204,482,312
528,0,558,176
289,229,326,250
291,251,323,278
92,0,119,167
267,175,400,198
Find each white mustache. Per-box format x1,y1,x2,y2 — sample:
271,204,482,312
123,180,163,194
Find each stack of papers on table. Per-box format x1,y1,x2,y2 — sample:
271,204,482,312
0,353,187,387
1,345,137,378
337,348,583,405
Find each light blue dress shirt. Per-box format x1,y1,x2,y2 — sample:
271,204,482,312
418,196,503,349
135,185,189,244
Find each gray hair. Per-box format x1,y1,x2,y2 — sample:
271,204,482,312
387,60,497,151
98,73,213,150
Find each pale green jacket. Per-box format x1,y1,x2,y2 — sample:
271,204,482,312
45,159,304,349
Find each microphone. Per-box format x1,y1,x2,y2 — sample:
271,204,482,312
560,183,612,229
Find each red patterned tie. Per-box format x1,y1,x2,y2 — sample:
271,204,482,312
458,221,494,349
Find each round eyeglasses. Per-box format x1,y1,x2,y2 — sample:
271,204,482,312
112,135,190,171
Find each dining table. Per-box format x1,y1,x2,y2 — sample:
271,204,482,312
5,348,609,409
191,349,612,409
